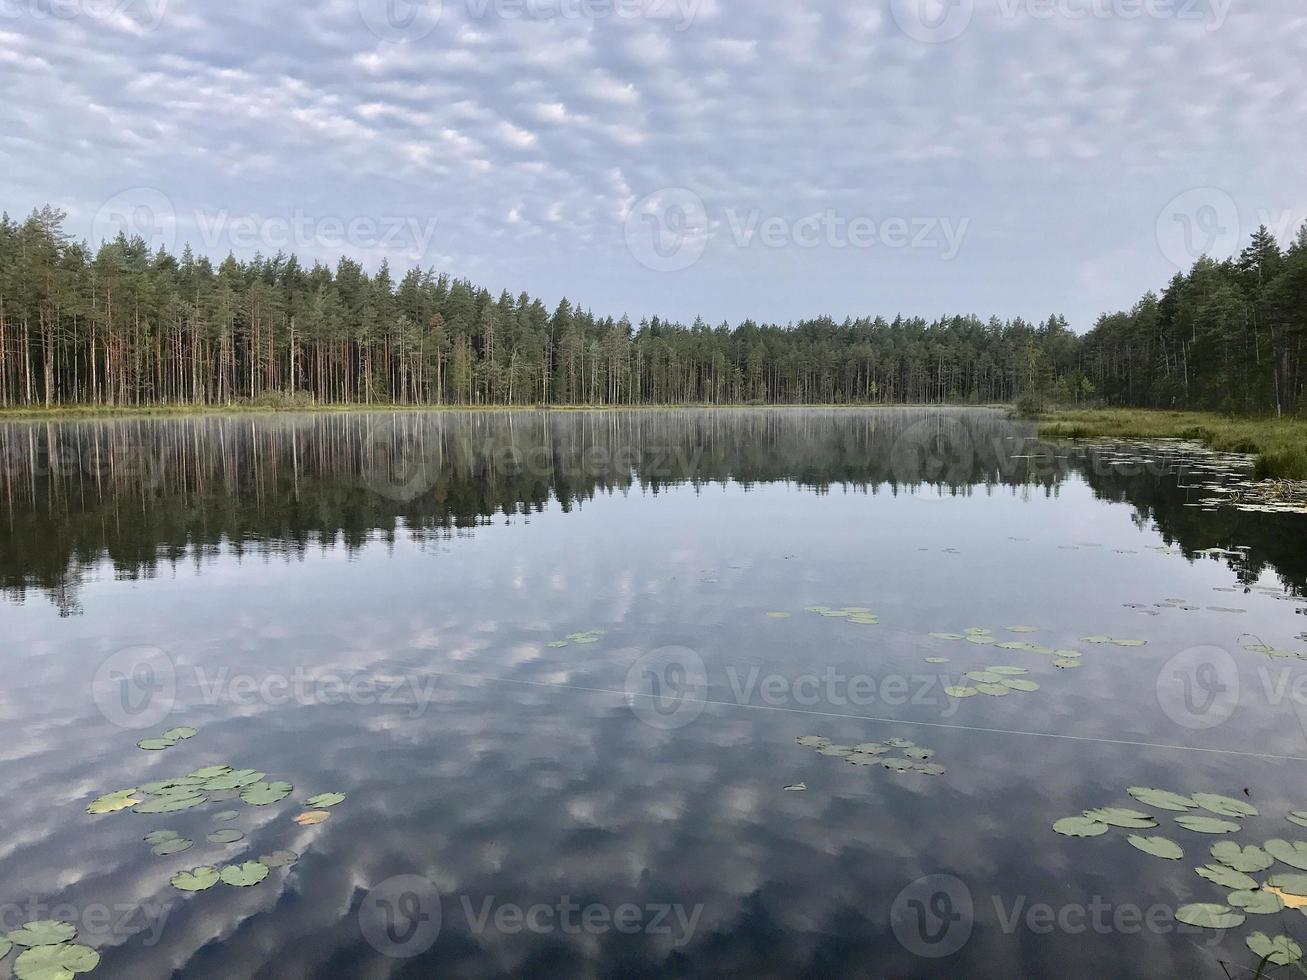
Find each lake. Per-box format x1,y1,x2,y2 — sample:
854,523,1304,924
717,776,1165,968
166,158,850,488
1,408,1305,978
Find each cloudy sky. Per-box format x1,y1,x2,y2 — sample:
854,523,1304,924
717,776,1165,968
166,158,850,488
2,0,1303,330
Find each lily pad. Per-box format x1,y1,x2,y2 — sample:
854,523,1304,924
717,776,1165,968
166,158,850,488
6,921,76,947
1191,793,1258,818
882,758,914,772
1002,679,1040,692
1127,835,1183,860
1195,864,1259,890
295,811,331,826
1174,903,1245,929
903,747,934,760
1084,807,1156,829
547,641,569,649
1053,816,1110,838
967,671,1005,684
220,862,269,887
925,658,950,665
134,793,206,814
795,736,830,747
144,830,182,844
13,944,99,980
136,738,177,751
1265,839,1307,871
847,754,881,766
240,781,293,806
1006,626,1039,633
1053,659,1081,669
171,866,220,891
986,666,1028,676
260,849,299,868
929,633,965,641
853,743,889,754
190,766,233,780
1175,815,1241,834
213,811,240,822
207,829,245,844
886,738,915,748
1267,873,1307,897
782,783,806,791
1211,843,1274,872
818,745,854,757
162,726,198,741
1287,811,1307,829
305,792,347,809
1127,787,1197,812
86,790,141,815
1228,889,1286,914
203,769,265,791
944,686,978,698
975,683,1012,696
152,837,194,856
1246,933,1302,967
0,939,8,960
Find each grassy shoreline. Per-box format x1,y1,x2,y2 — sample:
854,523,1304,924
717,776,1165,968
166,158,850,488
1037,408,1307,480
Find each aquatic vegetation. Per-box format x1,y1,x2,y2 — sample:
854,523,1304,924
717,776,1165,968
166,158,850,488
13,943,100,980
1052,816,1109,837
782,783,807,792
306,792,347,808
564,630,605,645
206,829,244,844
171,867,220,892
1126,835,1183,860
220,862,270,887
795,735,945,776
804,607,880,625
7,922,77,947
1127,787,1196,811
1265,839,1307,870
1175,815,1241,834
1246,933,1302,967
1175,904,1245,929
1211,842,1274,872
136,727,198,752
240,781,293,806
294,811,330,826
260,850,299,868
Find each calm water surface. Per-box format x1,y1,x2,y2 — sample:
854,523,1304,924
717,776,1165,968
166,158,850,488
1,409,1305,978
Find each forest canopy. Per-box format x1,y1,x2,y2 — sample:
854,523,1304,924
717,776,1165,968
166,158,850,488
0,205,1302,414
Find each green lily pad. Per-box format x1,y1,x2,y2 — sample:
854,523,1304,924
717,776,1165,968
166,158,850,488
1287,811,1307,829
151,837,193,856
795,736,830,747
0,939,9,960
240,781,293,806
144,830,181,844
1265,839,1307,870
306,792,347,809
1053,816,1110,837
207,829,245,844
1174,903,1245,929
1192,793,1258,818
886,738,915,748
903,747,934,760
847,754,880,766
986,666,1028,676
1195,864,1259,890
1211,842,1274,872
171,866,220,891
1127,787,1197,812
964,635,994,645
86,790,140,815
1228,890,1286,914
547,641,569,648
6,921,76,947
967,671,1004,684
13,943,99,980
134,793,206,814
220,862,269,887
975,683,1012,696
915,763,947,776
1112,639,1147,647
203,769,265,791
1053,659,1082,669
1127,835,1183,860
882,758,914,772
136,738,177,751
207,789,240,803
818,745,854,757
1002,679,1040,692
190,766,233,780
1246,933,1303,967
1175,815,1241,834
162,727,197,741
1084,807,1156,829
260,849,299,868
945,686,978,698
1267,873,1307,897
213,811,240,822
964,628,992,635
1006,626,1039,633
1081,635,1113,644
852,743,887,754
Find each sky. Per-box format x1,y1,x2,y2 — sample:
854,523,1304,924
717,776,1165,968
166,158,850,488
1,0,1304,332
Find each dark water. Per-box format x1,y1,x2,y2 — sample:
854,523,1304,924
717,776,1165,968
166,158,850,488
1,408,1305,979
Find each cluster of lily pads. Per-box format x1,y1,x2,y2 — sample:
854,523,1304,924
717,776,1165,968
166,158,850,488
1133,598,1248,615
927,626,1085,670
1053,787,1307,966
87,765,293,816
802,606,880,625
944,666,1039,700
793,735,944,776
136,726,198,752
549,630,605,649
0,921,99,980
1243,638,1307,662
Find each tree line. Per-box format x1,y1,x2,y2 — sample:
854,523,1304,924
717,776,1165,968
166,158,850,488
0,204,1301,413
